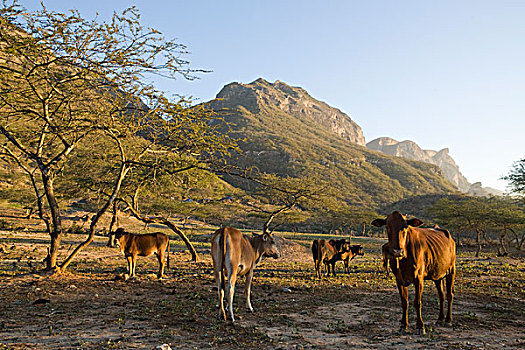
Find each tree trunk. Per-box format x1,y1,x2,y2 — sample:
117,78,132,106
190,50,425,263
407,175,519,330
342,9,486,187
475,228,482,257
263,203,295,235
41,174,62,270
46,234,60,270
509,228,525,250
161,219,200,262
59,165,129,272
498,227,508,256
107,200,119,247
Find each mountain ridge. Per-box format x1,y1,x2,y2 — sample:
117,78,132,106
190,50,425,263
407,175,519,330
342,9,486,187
367,137,502,196
208,78,457,208
216,78,366,146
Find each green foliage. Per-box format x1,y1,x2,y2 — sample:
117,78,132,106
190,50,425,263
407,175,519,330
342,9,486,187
382,194,466,220
502,158,525,195
0,2,236,269
428,196,524,232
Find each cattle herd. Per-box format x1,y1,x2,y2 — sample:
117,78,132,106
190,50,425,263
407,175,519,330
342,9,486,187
111,210,457,335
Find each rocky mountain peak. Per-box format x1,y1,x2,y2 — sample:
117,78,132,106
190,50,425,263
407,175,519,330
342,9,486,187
366,137,501,196
367,137,470,191
215,78,366,145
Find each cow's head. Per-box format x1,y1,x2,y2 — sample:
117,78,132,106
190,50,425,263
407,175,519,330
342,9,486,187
371,211,423,258
255,232,281,259
351,245,364,256
112,227,127,247
329,239,350,253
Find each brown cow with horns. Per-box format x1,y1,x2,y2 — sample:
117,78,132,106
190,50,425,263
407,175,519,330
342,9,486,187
211,227,281,323
372,211,456,334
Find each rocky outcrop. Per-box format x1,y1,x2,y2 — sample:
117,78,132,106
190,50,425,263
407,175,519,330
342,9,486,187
367,137,501,196
467,182,503,197
216,78,366,145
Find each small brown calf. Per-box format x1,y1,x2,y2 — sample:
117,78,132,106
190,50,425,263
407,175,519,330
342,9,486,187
211,227,281,323
113,228,170,279
334,244,364,274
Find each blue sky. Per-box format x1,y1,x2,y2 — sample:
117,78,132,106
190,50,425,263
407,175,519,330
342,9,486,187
26,1,525,191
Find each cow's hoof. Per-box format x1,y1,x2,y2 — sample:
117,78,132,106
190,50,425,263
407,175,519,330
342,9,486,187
416,327,426,335
435,319,445,326
445,321,453,328
398,328,409,335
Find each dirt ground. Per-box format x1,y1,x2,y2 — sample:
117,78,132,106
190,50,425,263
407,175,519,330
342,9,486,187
1,225,524,349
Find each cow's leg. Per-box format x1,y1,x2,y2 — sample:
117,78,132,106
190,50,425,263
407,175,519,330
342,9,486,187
316,260,322,279
244,269,254,312
396,280,409,333
314,259,320,279
131,254,137,277
434,278,445,324
414,276,426,335
156,250,165,278
331,261,336,276
344,260,349,274
126,255,133,278
214,266,227,320
445,264,455,326
226,269,238,323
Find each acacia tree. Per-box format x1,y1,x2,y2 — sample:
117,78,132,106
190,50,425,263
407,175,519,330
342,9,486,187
109,150,235,263
501,157,525,250
0,3,232,271
322,206,378,237
502,158,525,195
485,197,525,252
244,173,331,234
428,196,525,256
428,197,491,256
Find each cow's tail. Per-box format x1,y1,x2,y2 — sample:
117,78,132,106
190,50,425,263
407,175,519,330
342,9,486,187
220,229,227,290
166,238,170,270
311,240,319,278
312,240,321,262
317,240,323,264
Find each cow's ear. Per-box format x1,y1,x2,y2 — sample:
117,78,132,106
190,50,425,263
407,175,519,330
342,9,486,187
371,219,386,227
262,234,269,241
407,218,423,227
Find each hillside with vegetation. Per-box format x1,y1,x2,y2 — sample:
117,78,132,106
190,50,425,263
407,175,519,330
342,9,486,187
208,78,458,208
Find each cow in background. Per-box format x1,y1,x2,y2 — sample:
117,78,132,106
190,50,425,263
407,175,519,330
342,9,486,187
372,211,456,334
112,228,169,279
311,239,338,278
211,227,280,323
336,244,364,273
329,238,351,253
